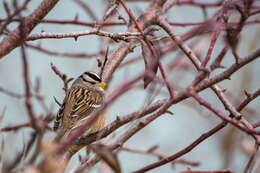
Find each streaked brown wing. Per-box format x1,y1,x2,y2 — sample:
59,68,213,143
69,85,102,120
61,85,103,130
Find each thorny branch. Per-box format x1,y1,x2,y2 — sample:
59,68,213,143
0,0,260,173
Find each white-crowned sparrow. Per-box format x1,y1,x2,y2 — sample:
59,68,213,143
54,72,107,147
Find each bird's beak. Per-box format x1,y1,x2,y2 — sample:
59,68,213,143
98,82,107,87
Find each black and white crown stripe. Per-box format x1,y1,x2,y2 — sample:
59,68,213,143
84,72,101,82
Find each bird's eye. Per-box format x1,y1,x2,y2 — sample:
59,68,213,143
88,81,96,85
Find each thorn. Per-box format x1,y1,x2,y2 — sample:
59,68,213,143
53,96,62,107
74,36,78,41
67,78,74,83
217,64,225,69
225,76,231,80
140,119,146,126
128,46,134,53
0,106,7,122
118,15,123,20
78,154,83,163
74,14,79,21
61,74,67,80
97,58,102,67
229,114,235,118
244,90,251,97
100,47,109,79
221,89,227,93
147,27,160,34
147,145,159,152
235,114,242,120
199,67,210,74
116,116,121,121
216,14,221,22
128,17,132,27
235,57,242,64
165,110,174,115
224,105,228,111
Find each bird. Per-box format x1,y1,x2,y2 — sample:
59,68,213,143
53,71,107,154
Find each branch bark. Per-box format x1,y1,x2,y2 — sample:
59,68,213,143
0,0,60,58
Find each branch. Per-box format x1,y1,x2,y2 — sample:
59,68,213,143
75,98,166,146
179,170,236,173
0,122,31,132
118,0,174,96
131,49,260,172
0,0,60,58
25,43,97,58
76,47,260,147
102,0,167,83
50,63,74,94
21,43,37,129
26,29,143,41
121,145,200,167
244,144,259,173
187,87,260,136
133,121,227,173
0,87,23,98
0,0,30,34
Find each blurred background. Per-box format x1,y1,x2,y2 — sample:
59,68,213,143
0,0,260,172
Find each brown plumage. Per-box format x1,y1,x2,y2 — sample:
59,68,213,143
54,72,107,154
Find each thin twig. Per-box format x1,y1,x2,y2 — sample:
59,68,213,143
118,0,174,98
133,121,227,173
244,144,259,173
0,0,60,58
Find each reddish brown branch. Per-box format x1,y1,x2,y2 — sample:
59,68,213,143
0,0,30,34
132,61,260,172
21,44,37,129
237,88,260,112
2,18,259,28
244,144,259,173
0,87,23,98
201,18,222,68
0,0,60,58
118,0,174,97
0,1,259,173
25,43,97,58
188,87,260,135
0,120,52,132
121,145,200,167
0,122,31,132
75,0,98,21
50,63,73,93
126,0,224,7
76,98,166,145
133,121,227,173
253,122,260,128
76,47,260,147
180,170,236,173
